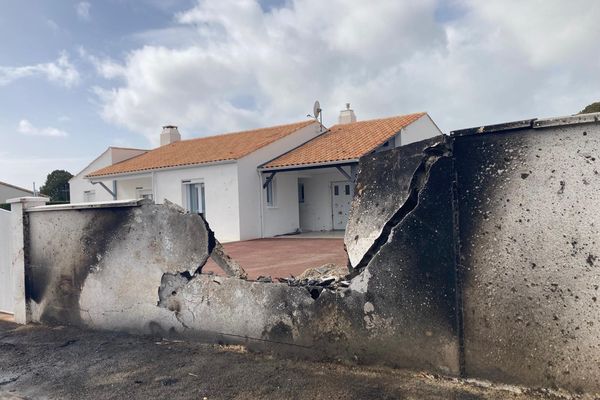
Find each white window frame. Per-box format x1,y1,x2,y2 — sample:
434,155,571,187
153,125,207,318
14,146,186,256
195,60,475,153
182,179,206,216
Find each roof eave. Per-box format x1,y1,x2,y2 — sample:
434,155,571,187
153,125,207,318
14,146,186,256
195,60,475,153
86,158,238,180
259,158,359,172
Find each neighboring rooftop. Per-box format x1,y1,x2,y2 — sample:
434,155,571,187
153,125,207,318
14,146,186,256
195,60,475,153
262,112,426,169
0,181,33,194
88,120,315,177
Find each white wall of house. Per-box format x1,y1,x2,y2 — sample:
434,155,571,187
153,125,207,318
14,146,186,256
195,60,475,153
261,173,300,237
153,162,240,242
298,168,349,232
395,114,442,147
70,148,146,203
0,184,33,204
70,150,113,203
116,176,153,201
237,122,322,240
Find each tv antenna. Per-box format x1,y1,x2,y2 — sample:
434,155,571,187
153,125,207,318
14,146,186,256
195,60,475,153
307,100,323,132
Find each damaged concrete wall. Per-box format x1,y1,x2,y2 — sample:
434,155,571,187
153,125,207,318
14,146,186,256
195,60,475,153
17,113,600,394
21,190,461,376
454,118,600,392
345,136,447,270
343,135,460,373
344,114,600,392
165,136,460,374
25,200,213,333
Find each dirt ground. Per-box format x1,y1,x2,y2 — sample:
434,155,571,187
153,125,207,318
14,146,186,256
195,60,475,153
0,321,584,400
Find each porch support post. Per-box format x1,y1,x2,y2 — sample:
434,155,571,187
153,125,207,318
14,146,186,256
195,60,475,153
336,166,352,181
7,196,48,324
262,172,276,189
350,164,359,183
92,180,117,200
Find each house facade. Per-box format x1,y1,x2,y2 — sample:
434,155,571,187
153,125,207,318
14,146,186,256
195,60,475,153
71,108,442,242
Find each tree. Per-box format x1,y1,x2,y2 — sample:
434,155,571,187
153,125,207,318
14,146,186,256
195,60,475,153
40,170,73,202
579,102,600,114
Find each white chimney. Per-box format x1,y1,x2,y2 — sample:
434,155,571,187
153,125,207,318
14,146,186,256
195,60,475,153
338,103,357,124
160,125,181,146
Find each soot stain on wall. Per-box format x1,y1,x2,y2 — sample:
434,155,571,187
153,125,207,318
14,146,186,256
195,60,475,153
38,209,132,325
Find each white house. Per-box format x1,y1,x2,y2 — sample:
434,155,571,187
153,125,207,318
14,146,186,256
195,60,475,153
72,107,442,242
0,181,33,204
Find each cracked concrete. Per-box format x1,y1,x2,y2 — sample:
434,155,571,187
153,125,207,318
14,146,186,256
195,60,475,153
348,137,452,273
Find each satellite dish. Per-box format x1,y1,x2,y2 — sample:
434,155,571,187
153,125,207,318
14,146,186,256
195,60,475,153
313,100,321,120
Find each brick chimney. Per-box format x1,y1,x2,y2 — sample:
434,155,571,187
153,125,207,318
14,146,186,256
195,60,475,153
338,103,357,124
160,125,181,146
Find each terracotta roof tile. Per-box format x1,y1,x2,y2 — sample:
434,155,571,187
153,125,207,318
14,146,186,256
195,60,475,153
262,113,426,169
88,120,315,177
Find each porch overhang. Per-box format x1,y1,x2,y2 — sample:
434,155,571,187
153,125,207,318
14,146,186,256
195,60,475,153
258,159,359,174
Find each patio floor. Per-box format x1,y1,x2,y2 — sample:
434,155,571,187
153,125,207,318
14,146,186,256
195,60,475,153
204,238,348,280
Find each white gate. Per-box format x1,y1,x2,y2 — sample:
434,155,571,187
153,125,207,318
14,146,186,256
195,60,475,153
0,209,13,314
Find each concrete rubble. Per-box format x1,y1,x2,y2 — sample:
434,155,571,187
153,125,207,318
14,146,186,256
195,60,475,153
13,112,600,395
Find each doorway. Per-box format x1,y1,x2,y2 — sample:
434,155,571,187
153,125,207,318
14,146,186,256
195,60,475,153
331,181,353,230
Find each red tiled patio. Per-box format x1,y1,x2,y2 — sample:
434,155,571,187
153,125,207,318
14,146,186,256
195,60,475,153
203,238,348,280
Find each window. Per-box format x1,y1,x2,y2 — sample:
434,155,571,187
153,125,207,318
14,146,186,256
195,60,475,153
183,181,205,215
298,182,305,203
334,185,339,196
83,190,95,202
345,184,350,195
136,188,153,200
265,176,276,207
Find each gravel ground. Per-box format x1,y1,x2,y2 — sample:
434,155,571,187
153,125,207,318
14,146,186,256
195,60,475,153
0,320,584,400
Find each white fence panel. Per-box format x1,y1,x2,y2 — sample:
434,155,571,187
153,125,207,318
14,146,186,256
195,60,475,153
0,209,12,314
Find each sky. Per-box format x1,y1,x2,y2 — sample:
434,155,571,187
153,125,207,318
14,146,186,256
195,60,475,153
1,0,599,189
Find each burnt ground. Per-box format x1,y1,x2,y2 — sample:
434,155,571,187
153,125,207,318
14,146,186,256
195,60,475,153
0,321,584,400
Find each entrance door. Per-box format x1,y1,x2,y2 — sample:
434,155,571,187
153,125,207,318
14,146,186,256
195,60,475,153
331,181,353,230
0,209,13,314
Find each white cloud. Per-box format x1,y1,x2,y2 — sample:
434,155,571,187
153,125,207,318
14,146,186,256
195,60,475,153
76,2,91,21
0,52,80,88
18,119,68,138
46,18,60,32
79,47,126,80
91,0,600,144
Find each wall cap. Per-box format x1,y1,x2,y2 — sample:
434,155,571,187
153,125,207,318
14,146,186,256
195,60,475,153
26,199,144,213
6,196,49,204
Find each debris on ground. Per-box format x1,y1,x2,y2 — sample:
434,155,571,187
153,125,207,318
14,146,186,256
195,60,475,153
297,263,349,280
256,275,273,283
274,264,352,297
